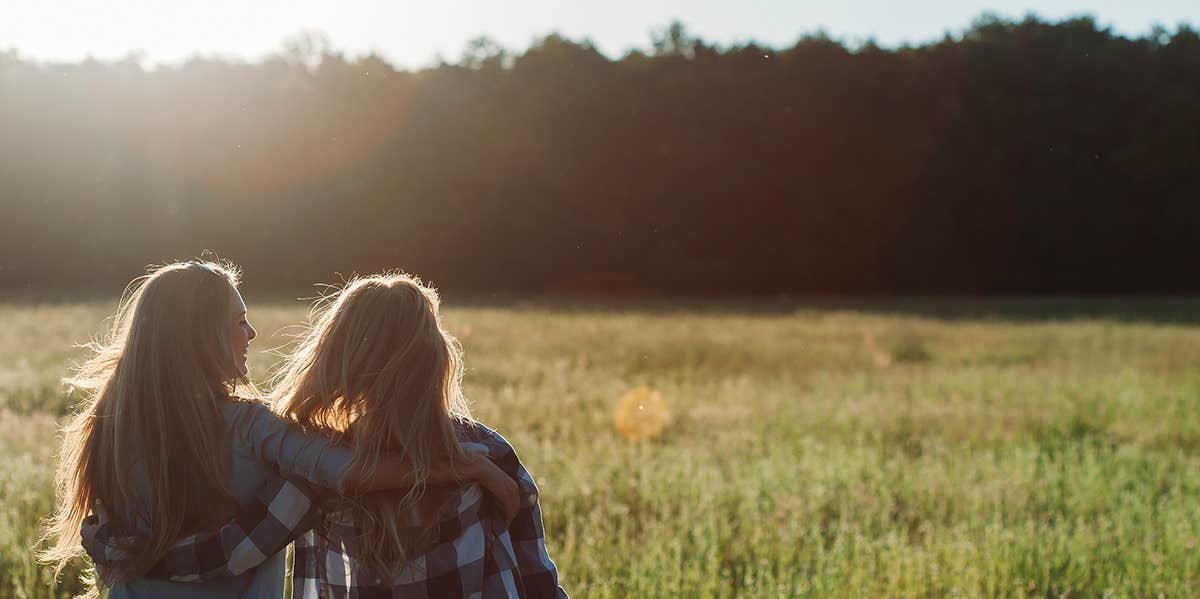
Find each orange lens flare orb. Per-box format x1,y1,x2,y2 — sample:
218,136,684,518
614,386,671,441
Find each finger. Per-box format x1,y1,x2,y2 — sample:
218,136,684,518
488,479,514,522
497,486,516,521
505,483,520,522
93,499,110,522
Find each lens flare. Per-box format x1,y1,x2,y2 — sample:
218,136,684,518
614,385,671,441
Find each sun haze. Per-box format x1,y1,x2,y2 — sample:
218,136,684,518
3,0,1198,67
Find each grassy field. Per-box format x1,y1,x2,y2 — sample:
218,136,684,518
2,297,1200,597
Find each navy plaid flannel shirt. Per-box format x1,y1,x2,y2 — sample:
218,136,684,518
82,422,567,599
293,423,567,599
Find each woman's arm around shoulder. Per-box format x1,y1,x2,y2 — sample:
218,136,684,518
226,398,356,493
226,399,519,513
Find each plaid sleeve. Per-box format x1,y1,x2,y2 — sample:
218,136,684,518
462,424,569,599
82,473,327,583
80,503,143,587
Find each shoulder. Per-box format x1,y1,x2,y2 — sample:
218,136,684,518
454,419,516,457
221,395,273,420
456,420,541,501
220,396,287,439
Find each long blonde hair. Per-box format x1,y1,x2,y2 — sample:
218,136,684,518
272,273,472,571
41,260,247,590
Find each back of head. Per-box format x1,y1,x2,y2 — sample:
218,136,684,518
273,272,472,570
42,260,245,587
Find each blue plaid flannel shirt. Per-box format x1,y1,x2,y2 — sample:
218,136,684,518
81,472,327,585
83,422,567,599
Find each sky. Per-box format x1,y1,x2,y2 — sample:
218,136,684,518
2,0,1198,68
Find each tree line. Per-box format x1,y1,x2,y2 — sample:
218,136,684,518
2,15,1198,295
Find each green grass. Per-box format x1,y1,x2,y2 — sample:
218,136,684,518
2,298,1200,597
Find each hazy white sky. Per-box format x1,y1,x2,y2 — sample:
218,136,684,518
2,0,1197,68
